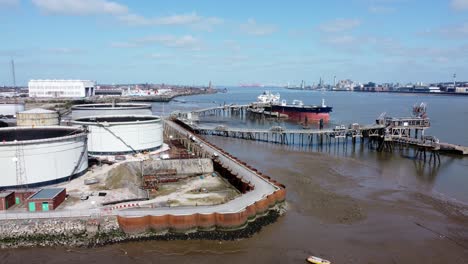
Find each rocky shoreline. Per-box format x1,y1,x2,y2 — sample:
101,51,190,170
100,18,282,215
0,208,283,249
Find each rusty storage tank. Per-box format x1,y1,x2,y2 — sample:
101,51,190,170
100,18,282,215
71,103,152,120
71,115,163,156
16,108,59,127
0,126,88,188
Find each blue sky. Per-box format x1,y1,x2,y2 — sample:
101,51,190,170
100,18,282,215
1,0,468,86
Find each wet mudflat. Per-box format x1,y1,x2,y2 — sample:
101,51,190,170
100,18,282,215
1,89,467,263
2,136,467,264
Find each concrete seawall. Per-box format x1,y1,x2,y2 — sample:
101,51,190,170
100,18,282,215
0,217,121,248
143,158,213,175
117,190,285,234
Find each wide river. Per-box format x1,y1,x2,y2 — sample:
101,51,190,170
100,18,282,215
1,88,467,264
158,87,468,203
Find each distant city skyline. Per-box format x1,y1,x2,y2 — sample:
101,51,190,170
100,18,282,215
1,0,468,86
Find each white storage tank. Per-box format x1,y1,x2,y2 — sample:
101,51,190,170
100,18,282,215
71,103,152,120
0,104,24,117
72,115,163,155
16,108,60,127
0,126,88,188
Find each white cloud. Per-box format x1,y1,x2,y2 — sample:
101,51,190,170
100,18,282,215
191,17,223,31
225,55,249,63
110,41,138,48
322,35,358,45
147,53,173,59
318,18,361,33
371,37,468,63
420,22,468,39
112,35,202,50
118,12,223,30
32,0,128,15
368,6,396,14
31,1,223,31
320,35,364,53
46,47,83,54
224,40,241,52
438,22,468,37
240,19,276,36
119,12,200,26
451,0,468,11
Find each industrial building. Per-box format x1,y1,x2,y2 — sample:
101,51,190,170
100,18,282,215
455,87,468,93
16,108,59,127
28,80,96,98
72,115,163,155
0,191,15,210
0,126,88,188
26,188,66,211
71,103,152,120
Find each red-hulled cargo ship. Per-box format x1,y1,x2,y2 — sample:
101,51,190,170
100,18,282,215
258,92,332,122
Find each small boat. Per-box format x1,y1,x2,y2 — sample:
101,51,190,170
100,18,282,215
306,256,331,264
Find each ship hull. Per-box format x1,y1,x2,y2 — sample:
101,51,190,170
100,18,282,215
266,105,332,122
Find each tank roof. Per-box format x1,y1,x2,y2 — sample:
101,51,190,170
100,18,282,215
74,115,160,123
0,127,86,144
20,108,56,114
71,103,151,110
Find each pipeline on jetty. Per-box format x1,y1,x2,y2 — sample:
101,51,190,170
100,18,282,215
175,104,468,159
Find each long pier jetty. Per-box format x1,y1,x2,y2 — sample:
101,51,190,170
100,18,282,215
174,104,468,157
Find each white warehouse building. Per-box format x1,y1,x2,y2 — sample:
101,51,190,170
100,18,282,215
28,80,96,98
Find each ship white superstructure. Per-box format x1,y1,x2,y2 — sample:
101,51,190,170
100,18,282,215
257,91,280,104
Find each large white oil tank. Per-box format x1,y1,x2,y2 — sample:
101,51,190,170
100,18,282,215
0,104,24,117
16,108,59,127
71,103,152,120
71,115,163,155
0,126,88,188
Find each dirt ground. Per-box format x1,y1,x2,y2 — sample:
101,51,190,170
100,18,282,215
149,174,240,207
58,157,239,210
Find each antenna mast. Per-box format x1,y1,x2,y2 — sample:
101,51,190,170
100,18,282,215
11,59,16,88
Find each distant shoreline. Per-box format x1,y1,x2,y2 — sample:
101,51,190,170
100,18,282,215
0,88,217,105
284,88,468,97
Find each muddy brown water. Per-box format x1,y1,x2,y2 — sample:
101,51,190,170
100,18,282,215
2,89,468,263
2,136,467,264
